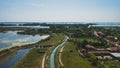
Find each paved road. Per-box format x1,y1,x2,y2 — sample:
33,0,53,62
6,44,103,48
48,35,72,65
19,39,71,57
50,36,69,68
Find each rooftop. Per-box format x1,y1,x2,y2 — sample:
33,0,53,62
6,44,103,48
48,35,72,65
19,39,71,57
110,53,120,57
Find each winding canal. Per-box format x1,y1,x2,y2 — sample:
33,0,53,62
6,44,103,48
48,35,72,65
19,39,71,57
50,36,69,68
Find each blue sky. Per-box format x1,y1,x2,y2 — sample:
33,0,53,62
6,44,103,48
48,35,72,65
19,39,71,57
0,0,120,22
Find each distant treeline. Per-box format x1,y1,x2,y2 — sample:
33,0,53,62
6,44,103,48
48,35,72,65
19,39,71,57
0,22,97,26
0,23,48,26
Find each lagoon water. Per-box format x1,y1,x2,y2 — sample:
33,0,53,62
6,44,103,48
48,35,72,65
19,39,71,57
0,31,41,49
0,26,49,29
0,48,31,68
0,31,45,68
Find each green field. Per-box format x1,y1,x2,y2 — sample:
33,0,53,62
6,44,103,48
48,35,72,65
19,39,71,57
13,48,46,68
36,33,65,46
100,60,120,68
61,42,95,68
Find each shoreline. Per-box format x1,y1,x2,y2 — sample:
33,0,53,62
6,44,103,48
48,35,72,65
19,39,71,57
0,35,50,56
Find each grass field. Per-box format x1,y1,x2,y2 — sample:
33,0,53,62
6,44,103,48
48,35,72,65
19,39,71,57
37,33,65,46
101,60,120,68
13,48,46,68
61,42,95,68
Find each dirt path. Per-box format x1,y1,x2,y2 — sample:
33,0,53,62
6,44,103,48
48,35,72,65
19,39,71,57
42,54,46,68
59,46,65,67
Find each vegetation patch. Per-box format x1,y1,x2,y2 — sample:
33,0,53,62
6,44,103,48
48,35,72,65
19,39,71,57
61,42,94,68
13,48,46,68
36,33,65,46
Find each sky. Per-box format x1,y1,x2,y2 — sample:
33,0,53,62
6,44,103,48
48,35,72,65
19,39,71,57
0,0,120,22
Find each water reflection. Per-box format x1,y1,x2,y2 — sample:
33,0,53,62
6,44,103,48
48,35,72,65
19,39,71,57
0,48,31,68
0,31,49,68
0,31,41,49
